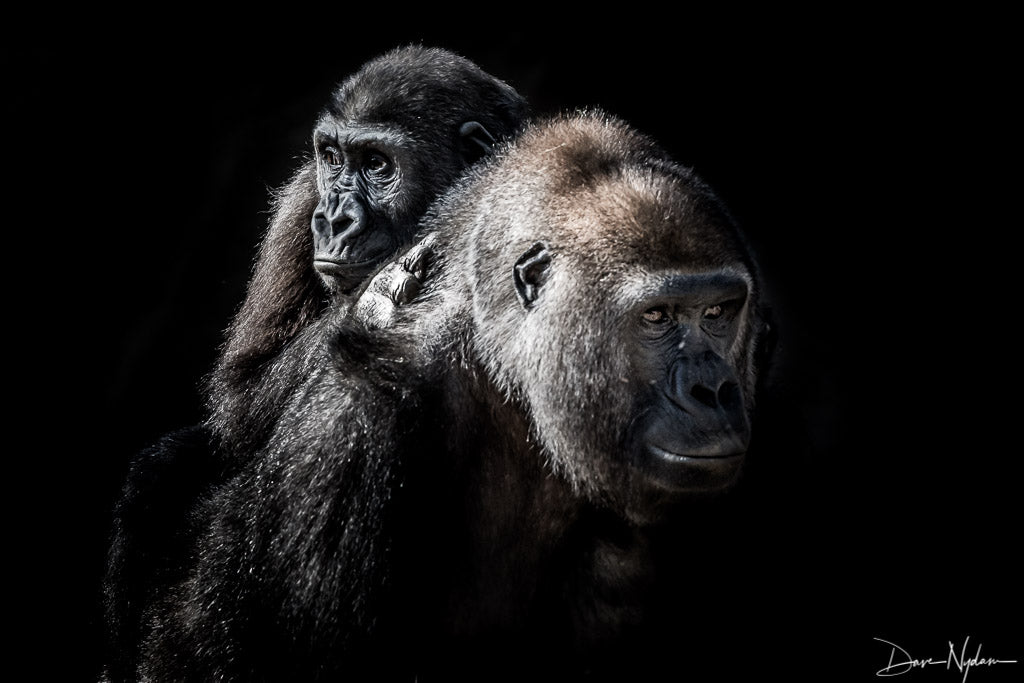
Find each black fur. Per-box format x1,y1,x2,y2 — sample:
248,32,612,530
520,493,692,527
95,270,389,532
208,45,528,462
102,46,526,682
131,111,774,681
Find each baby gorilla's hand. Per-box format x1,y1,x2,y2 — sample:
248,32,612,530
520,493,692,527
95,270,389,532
352,239,434,330
391,242,432,305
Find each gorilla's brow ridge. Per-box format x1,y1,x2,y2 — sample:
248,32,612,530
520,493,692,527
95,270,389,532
314,122,413,151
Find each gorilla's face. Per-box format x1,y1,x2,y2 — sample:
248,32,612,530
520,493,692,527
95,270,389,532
622,269,755,495
482,202,763,520
516,262,757,503
311,123,414,293
457,112,767,522
308,46,526,297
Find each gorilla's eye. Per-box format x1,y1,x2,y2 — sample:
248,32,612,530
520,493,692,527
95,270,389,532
323,148,342,167
642,307,669,324
364,151,393,176
703,304,724,319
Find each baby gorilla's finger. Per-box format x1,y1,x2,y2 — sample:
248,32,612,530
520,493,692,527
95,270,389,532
389,272,422,306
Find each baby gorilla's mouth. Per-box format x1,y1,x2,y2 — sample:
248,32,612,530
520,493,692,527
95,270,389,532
314,258,379,274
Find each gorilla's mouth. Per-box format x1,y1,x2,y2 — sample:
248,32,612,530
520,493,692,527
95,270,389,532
314,258,388,290
313,258,381,276
648,445,745,460
641,445,745,493
314,258,384,294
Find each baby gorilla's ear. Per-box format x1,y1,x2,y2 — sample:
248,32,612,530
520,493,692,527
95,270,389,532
352,239,436,331
513,242,551,309
459,121,497,164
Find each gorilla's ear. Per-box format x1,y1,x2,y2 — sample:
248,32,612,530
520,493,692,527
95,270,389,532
513,242,551,310
459,121,497,164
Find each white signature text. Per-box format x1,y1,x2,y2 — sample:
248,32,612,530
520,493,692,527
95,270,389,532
874,636,1017,682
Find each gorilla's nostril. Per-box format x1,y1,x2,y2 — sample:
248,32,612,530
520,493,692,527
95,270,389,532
718,382,741,411
690,384,717,409
331,216,355,238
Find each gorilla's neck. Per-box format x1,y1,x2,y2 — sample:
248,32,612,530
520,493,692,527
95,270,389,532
426,366,659,652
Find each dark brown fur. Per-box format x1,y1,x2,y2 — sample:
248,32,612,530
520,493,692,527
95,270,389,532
206,45,528,461
102,46,526,682
132,111,773,681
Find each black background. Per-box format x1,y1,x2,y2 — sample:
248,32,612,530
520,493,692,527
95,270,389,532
11,13,1019,681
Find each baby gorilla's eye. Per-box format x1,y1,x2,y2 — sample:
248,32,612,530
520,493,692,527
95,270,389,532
364,151,392,175
642,307,669,324
322,148,342,167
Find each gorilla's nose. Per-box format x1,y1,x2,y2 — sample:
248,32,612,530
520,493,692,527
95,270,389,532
313,193,367,244
668,351,748,434
327,195,367,239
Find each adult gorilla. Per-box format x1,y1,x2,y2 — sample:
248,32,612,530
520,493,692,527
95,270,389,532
102,46,527,682
137,111,775,681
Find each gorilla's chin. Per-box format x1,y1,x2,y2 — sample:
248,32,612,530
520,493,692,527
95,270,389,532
315,259,383,294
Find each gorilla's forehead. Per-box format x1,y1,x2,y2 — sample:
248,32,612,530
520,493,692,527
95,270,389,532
313,118,415,150
612,268,754,305
545,180,748,268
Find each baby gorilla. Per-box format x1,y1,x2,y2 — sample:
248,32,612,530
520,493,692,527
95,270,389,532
208,44,528,458
102,45,527,683
139,111,774,681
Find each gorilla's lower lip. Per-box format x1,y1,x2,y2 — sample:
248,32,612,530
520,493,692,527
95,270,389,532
314,259,378,277
642,445,745,493
648,445,745,461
